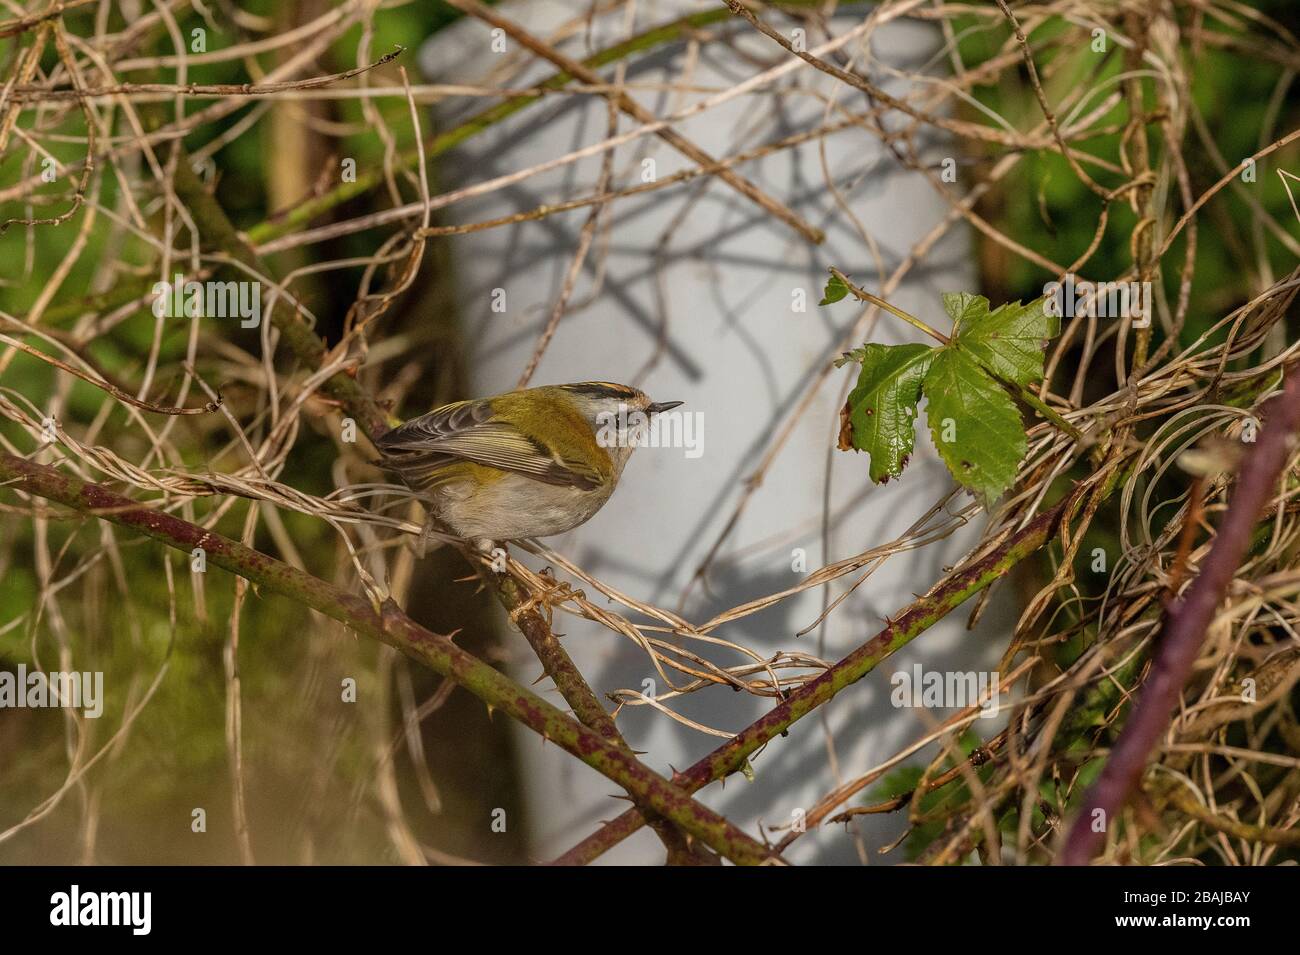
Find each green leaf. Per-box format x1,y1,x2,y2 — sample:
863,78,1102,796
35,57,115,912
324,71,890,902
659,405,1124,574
819,273,850,306
838,343,934,483
923,348,1026,506
942,293,1058,386
835,287,1061,505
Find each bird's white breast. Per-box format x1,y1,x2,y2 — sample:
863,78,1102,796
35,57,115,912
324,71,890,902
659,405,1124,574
432,472,616,542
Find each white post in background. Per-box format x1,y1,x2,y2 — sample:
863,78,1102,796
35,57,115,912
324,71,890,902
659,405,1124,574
421,0,1011,864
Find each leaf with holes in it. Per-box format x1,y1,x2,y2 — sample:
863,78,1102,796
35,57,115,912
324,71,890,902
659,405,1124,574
837,343,934,483
923,347,1026,506
942,292,1058,386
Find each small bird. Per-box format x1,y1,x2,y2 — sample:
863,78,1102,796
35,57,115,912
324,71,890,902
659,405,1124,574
377,381,683,550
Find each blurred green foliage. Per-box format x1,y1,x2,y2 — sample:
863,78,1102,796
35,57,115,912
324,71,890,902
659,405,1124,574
0,0,522,865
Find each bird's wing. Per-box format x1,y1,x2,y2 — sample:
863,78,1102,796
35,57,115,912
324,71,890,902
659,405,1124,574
376,398,604,491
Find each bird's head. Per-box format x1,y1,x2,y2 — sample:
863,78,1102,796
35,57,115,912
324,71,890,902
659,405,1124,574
555,381,683,431
551,382,683,470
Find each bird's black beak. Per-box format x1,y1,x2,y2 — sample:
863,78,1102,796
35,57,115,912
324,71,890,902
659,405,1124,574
647,400,683,415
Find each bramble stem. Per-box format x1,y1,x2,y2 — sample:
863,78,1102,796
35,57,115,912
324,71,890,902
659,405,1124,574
1058,371,1300,865
1008,382,1084,441
551,480,1100,864
829,268,950,345
492,570,713,863
0,452,780,866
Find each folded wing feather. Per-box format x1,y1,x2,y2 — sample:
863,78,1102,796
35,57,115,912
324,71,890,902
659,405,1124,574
377,398,603,491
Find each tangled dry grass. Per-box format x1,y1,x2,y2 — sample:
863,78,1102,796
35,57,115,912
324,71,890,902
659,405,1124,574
1,0,1298,865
